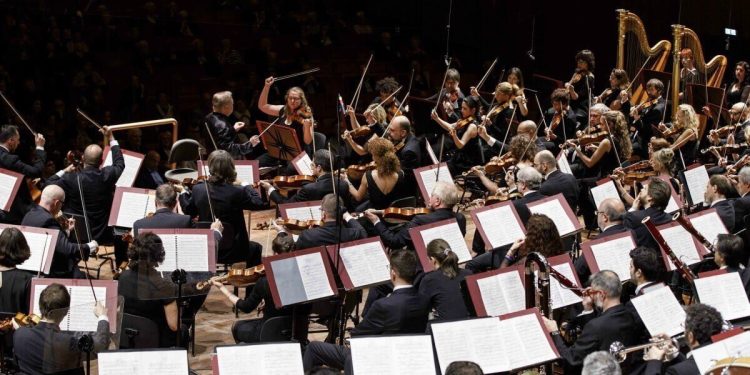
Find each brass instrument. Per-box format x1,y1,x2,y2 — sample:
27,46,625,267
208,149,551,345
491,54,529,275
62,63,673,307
609,336,682,363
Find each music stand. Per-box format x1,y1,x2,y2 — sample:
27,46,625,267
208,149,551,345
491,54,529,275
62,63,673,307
257,121,302,162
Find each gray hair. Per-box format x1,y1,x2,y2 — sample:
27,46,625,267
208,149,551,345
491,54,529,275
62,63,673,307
432,181,459,207
599,198,625,223
212,91,233,109
517,167,543,190
590,270,621,299
590,103,609,115
582,351,622,375
739,166,750,185
155,184,177,208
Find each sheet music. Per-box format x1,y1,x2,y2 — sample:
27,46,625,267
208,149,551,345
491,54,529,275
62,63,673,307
98,350,189,375
549,262,583,309
15,231,51,273
156,234,210,272
689,211,728,246
498,313,558,370
293,153,314,175
557,153,573,175
528,199,576,236
284,205,321,221
476,271,525,317
350,335,436,375
693,332,750,374
695,272,750,321
339,242,390,288
659,225,703,270
0,172,18,210
418,165,453,200
32,285,108,332
665,196,679,214
684,166,709,206
236,165,255,185
589,236,636,281
217,343,304,375
116,192,154,228
590,180,620,211
475,205,525,248
630,285,685,337
104,151,142,187
431,317,507,374
296,252,333,300
419,221,470,263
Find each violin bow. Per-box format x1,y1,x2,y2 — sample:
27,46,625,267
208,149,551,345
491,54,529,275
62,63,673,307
382,69,414,137
372,86,403,113
197,146,217,222
274,67,320,82
603,117,623,167
433,62,453,113
661,80,671,125
475,57,498,93
76,174,95,247
76,108,103,131
68,210,98,303
328,144,336,197
350,54,374,112
622,55,651,94
0,91,37,136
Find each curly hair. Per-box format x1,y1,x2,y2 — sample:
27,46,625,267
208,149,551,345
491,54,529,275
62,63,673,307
519,214,564,258
375,77,399,94
127,232,166,271
509,134,537,163
376,151,400,176
684,304,723,346
602,110,632,160
365,103,387,124
0,228,30,267
675,104,698,132
610,69,630,89
649,138,671,154
366,137,395,158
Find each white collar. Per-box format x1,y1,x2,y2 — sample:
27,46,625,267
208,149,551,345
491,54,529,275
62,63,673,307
710,198,727,207
392,285,413,292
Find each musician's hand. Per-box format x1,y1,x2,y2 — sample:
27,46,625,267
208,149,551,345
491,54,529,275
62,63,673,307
363,209,379,223
66,217,76,231
658,122,667,132
702,105,712,117
448,127,456,138
508,239,524,255
546,129,557,140
249,135,260,147
345,105,354,116
469,166,485,177
442,101,453,114
210,219,224,233
515,94,527,105
719,157,728,168
265,76,274,86
631,110,641,121
259,180,272,190
620,90,629,101
585,144,598,152
470,86,479,97
100,125,113,140
342,211,354,222
93,302,107,318
64,164,76,174
302,118,313,127
709,131,720,144
34,133,45,148
542,317,559,333
233,122,245,132
211,280,224,289
477,124,488,139
431,110,439,121
644,344,667,361
341,130,351,140
87,240,99,256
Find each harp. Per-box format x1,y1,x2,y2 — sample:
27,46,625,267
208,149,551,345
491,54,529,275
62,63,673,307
617,9,672,105
670,24,728,120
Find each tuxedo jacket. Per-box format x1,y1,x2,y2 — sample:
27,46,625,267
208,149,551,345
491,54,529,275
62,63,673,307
21,205,86,277
540,169,580,211
373,208,466,250
295,220,367,250
350,287,430,336
624,206,672,251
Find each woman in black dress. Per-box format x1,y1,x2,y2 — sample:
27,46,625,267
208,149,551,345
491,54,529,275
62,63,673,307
344,137,408,211
726,61,750,105
418,238,472,320
0,228,33,314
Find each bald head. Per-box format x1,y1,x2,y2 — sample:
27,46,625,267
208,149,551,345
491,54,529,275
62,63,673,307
534,150,557,175
40,185,65,212
517,120,537,138
84,144,103,167
598,198,625,230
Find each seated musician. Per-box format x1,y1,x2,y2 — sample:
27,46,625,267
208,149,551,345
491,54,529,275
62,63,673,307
475,82,515,142
117,232,179,348
431,96,482,176
565,110,632,178
292,194,366,250
614,147,675,207
180,150,265,266
657,104,699,167
713,233,745,272
0,228,33,313
14,283,109,375
386,115,422,173
363,181,465,250
22,185,98,278
372,77,401,122
419,239,472,321
628,79,667,159
699,175,735,230
534,150,579,211
566,50,596,123
596,68,630,114
302,249,430,374
582,352,622,375
628,246,666,299
343,137,408,211
543,270,641,372
212,232,295,343
470,134,537,196
0,125,46,223
342,103,387,165
642,304,723,374
258,76,315,157
733,166,750,235
541,89,578,150
574,198,630,283
477,119,543,155
205,91,260,160
706,102,749,168
623,177,673,252
500,214,564,269
428,68,464,123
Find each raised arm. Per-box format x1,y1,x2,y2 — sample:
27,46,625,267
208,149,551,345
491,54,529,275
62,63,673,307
258,77,284,116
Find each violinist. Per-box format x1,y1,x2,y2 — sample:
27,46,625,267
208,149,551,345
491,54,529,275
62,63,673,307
623,177,673,251
386,115,422,172
478,120,543,155
707,102,749,159
566,50,596,122
614,147,675,207
205,91,260,160
431,96,482,176
469,134,537,196
565,110,632,177
258,76,315,156
372,77,401,122
726,61,750,105
0,228,33,314
343,138,408,211
428,68,464,122
535,150,580,211
628,78,666,159
595,68,631,115
542,89,578,149
0,125,46,223
507,67,530,117
343,103,386,163
21,185,97,279
477,82,516,141
658,104,700,166
291,194,366,250
211,232,295,344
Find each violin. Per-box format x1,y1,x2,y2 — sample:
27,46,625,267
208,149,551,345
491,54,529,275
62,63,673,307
342,126,373,142
567,70,583,86
196,264,266,290
272,175,316,189
487,102,511,121
631,97,660,116
564,130,609,148
387,102,403,120
345,161,376,181
485,190,522,205
285,107,313,125
484,153,517,176
0,312,41,333
454,116,476,132
621,170,658,185
701,142,750,155
595,88,613,103
372,207,430,222
710,123,741,138
726,155,750,175
276,218,323,232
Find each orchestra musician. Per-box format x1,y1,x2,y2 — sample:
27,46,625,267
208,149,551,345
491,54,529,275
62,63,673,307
430,96,482,176
628,79,667,159
566,50,596,123
258,76,315,158
429,68,464,123
292,194,366,250
507,67,530,117
595,68,631,115
342,103,386,164
573,198,631,284
542,89,579,149
657,104,700,167
613,147,675,207
21,185,98,278
535,150,580,211
478,119,543,155
205,91,260,160
698,175,735,230
0,228,33,314
419,239,472,321
342,138,408,211
386,115,422,174
623,177,673,251
499,214,565,269
133,184,223,239
726,61,750,105
678,48,699,102
372,77,401,122
0,125,46,223
712,234,745,273
732,166,750,236
566,110,632,177
469,134,537,196
475,82,515,141
14,283,109,375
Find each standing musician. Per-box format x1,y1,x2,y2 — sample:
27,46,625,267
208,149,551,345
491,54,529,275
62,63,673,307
595,68,631,115
342,103,387,165
0,228,33,314
678,48,699,102
657,104,700,167
566,50,596,123
342,138,409,212
542,89,578,150
372,77,401,122
726,61,750,105
430,96,482,176
386,115,422,173
0,125,46,223
628,79,667,159
205,91,260,160
291,194,366,250
22,185,98,278
258,76,315,158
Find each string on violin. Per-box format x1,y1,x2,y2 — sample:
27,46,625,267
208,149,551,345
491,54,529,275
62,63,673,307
350,54,374,111
76,108,103,131
274,67,320,82
328,144,336,197
0,91,37,137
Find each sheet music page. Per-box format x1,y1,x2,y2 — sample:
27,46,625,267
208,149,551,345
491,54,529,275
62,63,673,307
549,263,583,309
590,181,620,211
16,231,50,273
476,271,525,317
419,221,470,263
630,285,686,337
659,225,703,270
236,165,255,185
98,350,189,375
284,205,321,221
217,343,304,375
692,332,750,374
431,317,508,374
339,242,390,288
589,236,636,281
684,166,709,206
528,199,576,235
499,313,558,369
296,252,334,300
156,234,178,271
665,196,679,214
116,191,150,228
475,205,525,248
350,336,436,375
557,153,573,175
0,172,18,210
156,234,210,272
695,272,750,321
689,211,728,246
419,165,453,200
64,286,108,332
293,153,314,175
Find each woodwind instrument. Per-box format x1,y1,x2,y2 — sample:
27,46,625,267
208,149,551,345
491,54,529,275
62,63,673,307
641,216,698,285
524,252,552,318
672,211,714,253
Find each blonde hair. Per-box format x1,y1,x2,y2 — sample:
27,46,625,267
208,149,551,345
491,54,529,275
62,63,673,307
675,104,698,131
365,103,387,124
212,91,232,109
602,111,632,159
651,148,675,174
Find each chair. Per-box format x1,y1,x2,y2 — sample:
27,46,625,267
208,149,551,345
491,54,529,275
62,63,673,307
168,138,201,164
258,316,294,342
118,313,160,349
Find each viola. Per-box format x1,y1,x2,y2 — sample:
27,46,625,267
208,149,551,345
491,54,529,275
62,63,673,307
377,207,430,222
701,142,750,155
484,153,516,176
285,107,313,124
454,116,476,131
277,218,323,232
710,123,742,138
487,102,511,121
346,161,376,181
485,190,522,205
621,170,658,185
196,264,266,290
272,175,316,189
631,97,660,117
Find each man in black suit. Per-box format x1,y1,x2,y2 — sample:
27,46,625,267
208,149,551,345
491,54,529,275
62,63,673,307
630,79,667,159
732,166,750,233
543,270,641,373
386,115,422,173
624,246,666,351
293,194,366,250
133,151,165,190
14,283,110,375
535,150,579,211
700,174,735,230
302,249,430,374
643,304,723,374
0,125,46,223
624,177,673,251
574,198,630,283
364,181,466,250
205,91,260,160
22,185,98,278
261,149,352,212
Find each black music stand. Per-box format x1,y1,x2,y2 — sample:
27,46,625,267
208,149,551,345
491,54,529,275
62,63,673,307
257,121,302,162
687,83,727,121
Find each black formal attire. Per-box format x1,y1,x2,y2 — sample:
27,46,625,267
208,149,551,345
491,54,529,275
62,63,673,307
624,206,672,252
726,82,750,106
133,167,165,190
232,276,293,343
447,121,483,176
118,267,177,348
417,268,471,320
513,191,548,225
570,74,595,120
21,205,89,278
373,208,466,250
295,220,367,250
132,208,191,234
541,108,578,149
358,170,409,211
14,319,109,375
574,224,631,284
0,268,34,313
0,145,45,223
644,354,698,375
205,111,254,159
601,88,632,122
269,173,353,212
540,170,580,211
396,134,422,173
632,97,666,158
302,286,430,374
